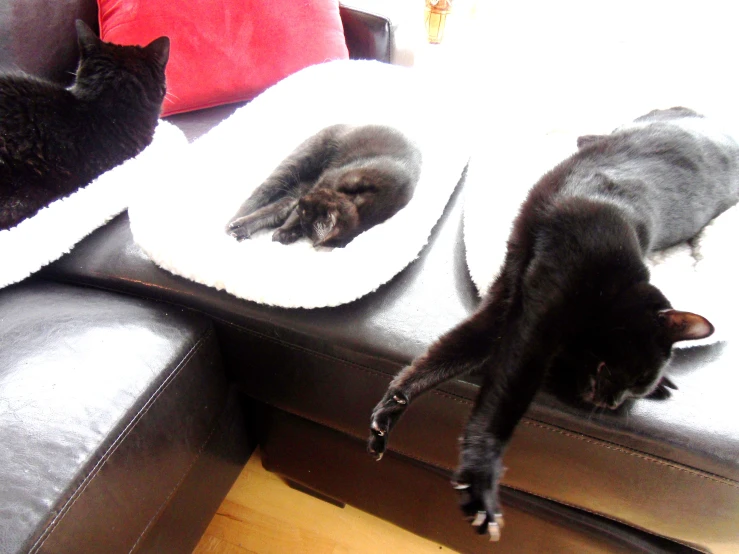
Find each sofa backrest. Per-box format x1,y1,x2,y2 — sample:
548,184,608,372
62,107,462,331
0,2,393,86
0,0,98,84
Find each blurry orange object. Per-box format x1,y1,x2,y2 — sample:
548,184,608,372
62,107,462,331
425,0,452,44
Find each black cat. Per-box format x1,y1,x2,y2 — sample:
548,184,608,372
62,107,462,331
368,107,737,541
227,124,422,248
0,21,169,230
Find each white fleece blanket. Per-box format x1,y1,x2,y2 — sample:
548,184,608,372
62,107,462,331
463,128,738,348
128,60,471,309
0,121,187,290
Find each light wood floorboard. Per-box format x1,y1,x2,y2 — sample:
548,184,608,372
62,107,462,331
192,448,457,554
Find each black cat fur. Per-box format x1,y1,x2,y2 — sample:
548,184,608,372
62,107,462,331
368,107,738,541
227,124,422,248
0,21,169,230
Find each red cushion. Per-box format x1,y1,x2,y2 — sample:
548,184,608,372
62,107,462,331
98,0,349,116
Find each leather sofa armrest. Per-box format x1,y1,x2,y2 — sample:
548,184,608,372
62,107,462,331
340,4,394,63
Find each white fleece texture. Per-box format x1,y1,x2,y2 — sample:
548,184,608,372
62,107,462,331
128,60,470,309
463,126,739,348
0,120,187,289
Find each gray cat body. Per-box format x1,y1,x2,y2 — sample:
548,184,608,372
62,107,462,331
571,107,739,251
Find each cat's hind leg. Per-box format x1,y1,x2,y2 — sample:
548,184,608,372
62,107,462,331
227,197,297,240
368,306,498,460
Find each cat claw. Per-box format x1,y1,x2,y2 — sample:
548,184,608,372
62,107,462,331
452,481,471,490
488,521,501,542
226,221,251,241
495,513,505,528
370,421,385,436
367,444,384,461
469,510,503,540
471,511,487,527
368,423,388,461
392,394,407,405
368,388,412,463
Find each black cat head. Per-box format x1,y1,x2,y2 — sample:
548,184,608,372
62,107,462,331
297,189,360,248
73,20,170,108
298,167,384,247
574,282,713,409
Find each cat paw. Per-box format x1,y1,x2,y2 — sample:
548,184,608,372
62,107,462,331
272,227,303,244
367,390,409,461
226,217,252,241
453,438,505,541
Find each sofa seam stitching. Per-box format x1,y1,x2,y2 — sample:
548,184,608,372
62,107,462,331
31,328,214,553
258,398,448,470
127,422,220,553
520,420,739,488
503,483,712,554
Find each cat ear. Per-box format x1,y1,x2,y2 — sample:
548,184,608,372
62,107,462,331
75,20,100,56
658,309,714,343
145,36,171,68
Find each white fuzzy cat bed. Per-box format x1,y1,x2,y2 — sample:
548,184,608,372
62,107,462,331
463,128,738,347
0,121,187,290
128,60,471,309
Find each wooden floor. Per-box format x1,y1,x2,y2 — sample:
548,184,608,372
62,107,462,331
192,448,457,554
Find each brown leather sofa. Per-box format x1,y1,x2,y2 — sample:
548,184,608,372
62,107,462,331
0,3,388,554
2,2,737,553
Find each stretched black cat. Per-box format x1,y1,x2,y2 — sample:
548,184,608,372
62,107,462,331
227,124,422,248
0,21,169,230
368,107,737,541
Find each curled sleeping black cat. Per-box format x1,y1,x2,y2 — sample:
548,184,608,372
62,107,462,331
368,107,737,541
227,124,422,248
0,20,169,230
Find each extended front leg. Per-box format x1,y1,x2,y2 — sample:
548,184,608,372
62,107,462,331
453,310,560,541
368,302,500,460
228,197,297,240
454,425,506,541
